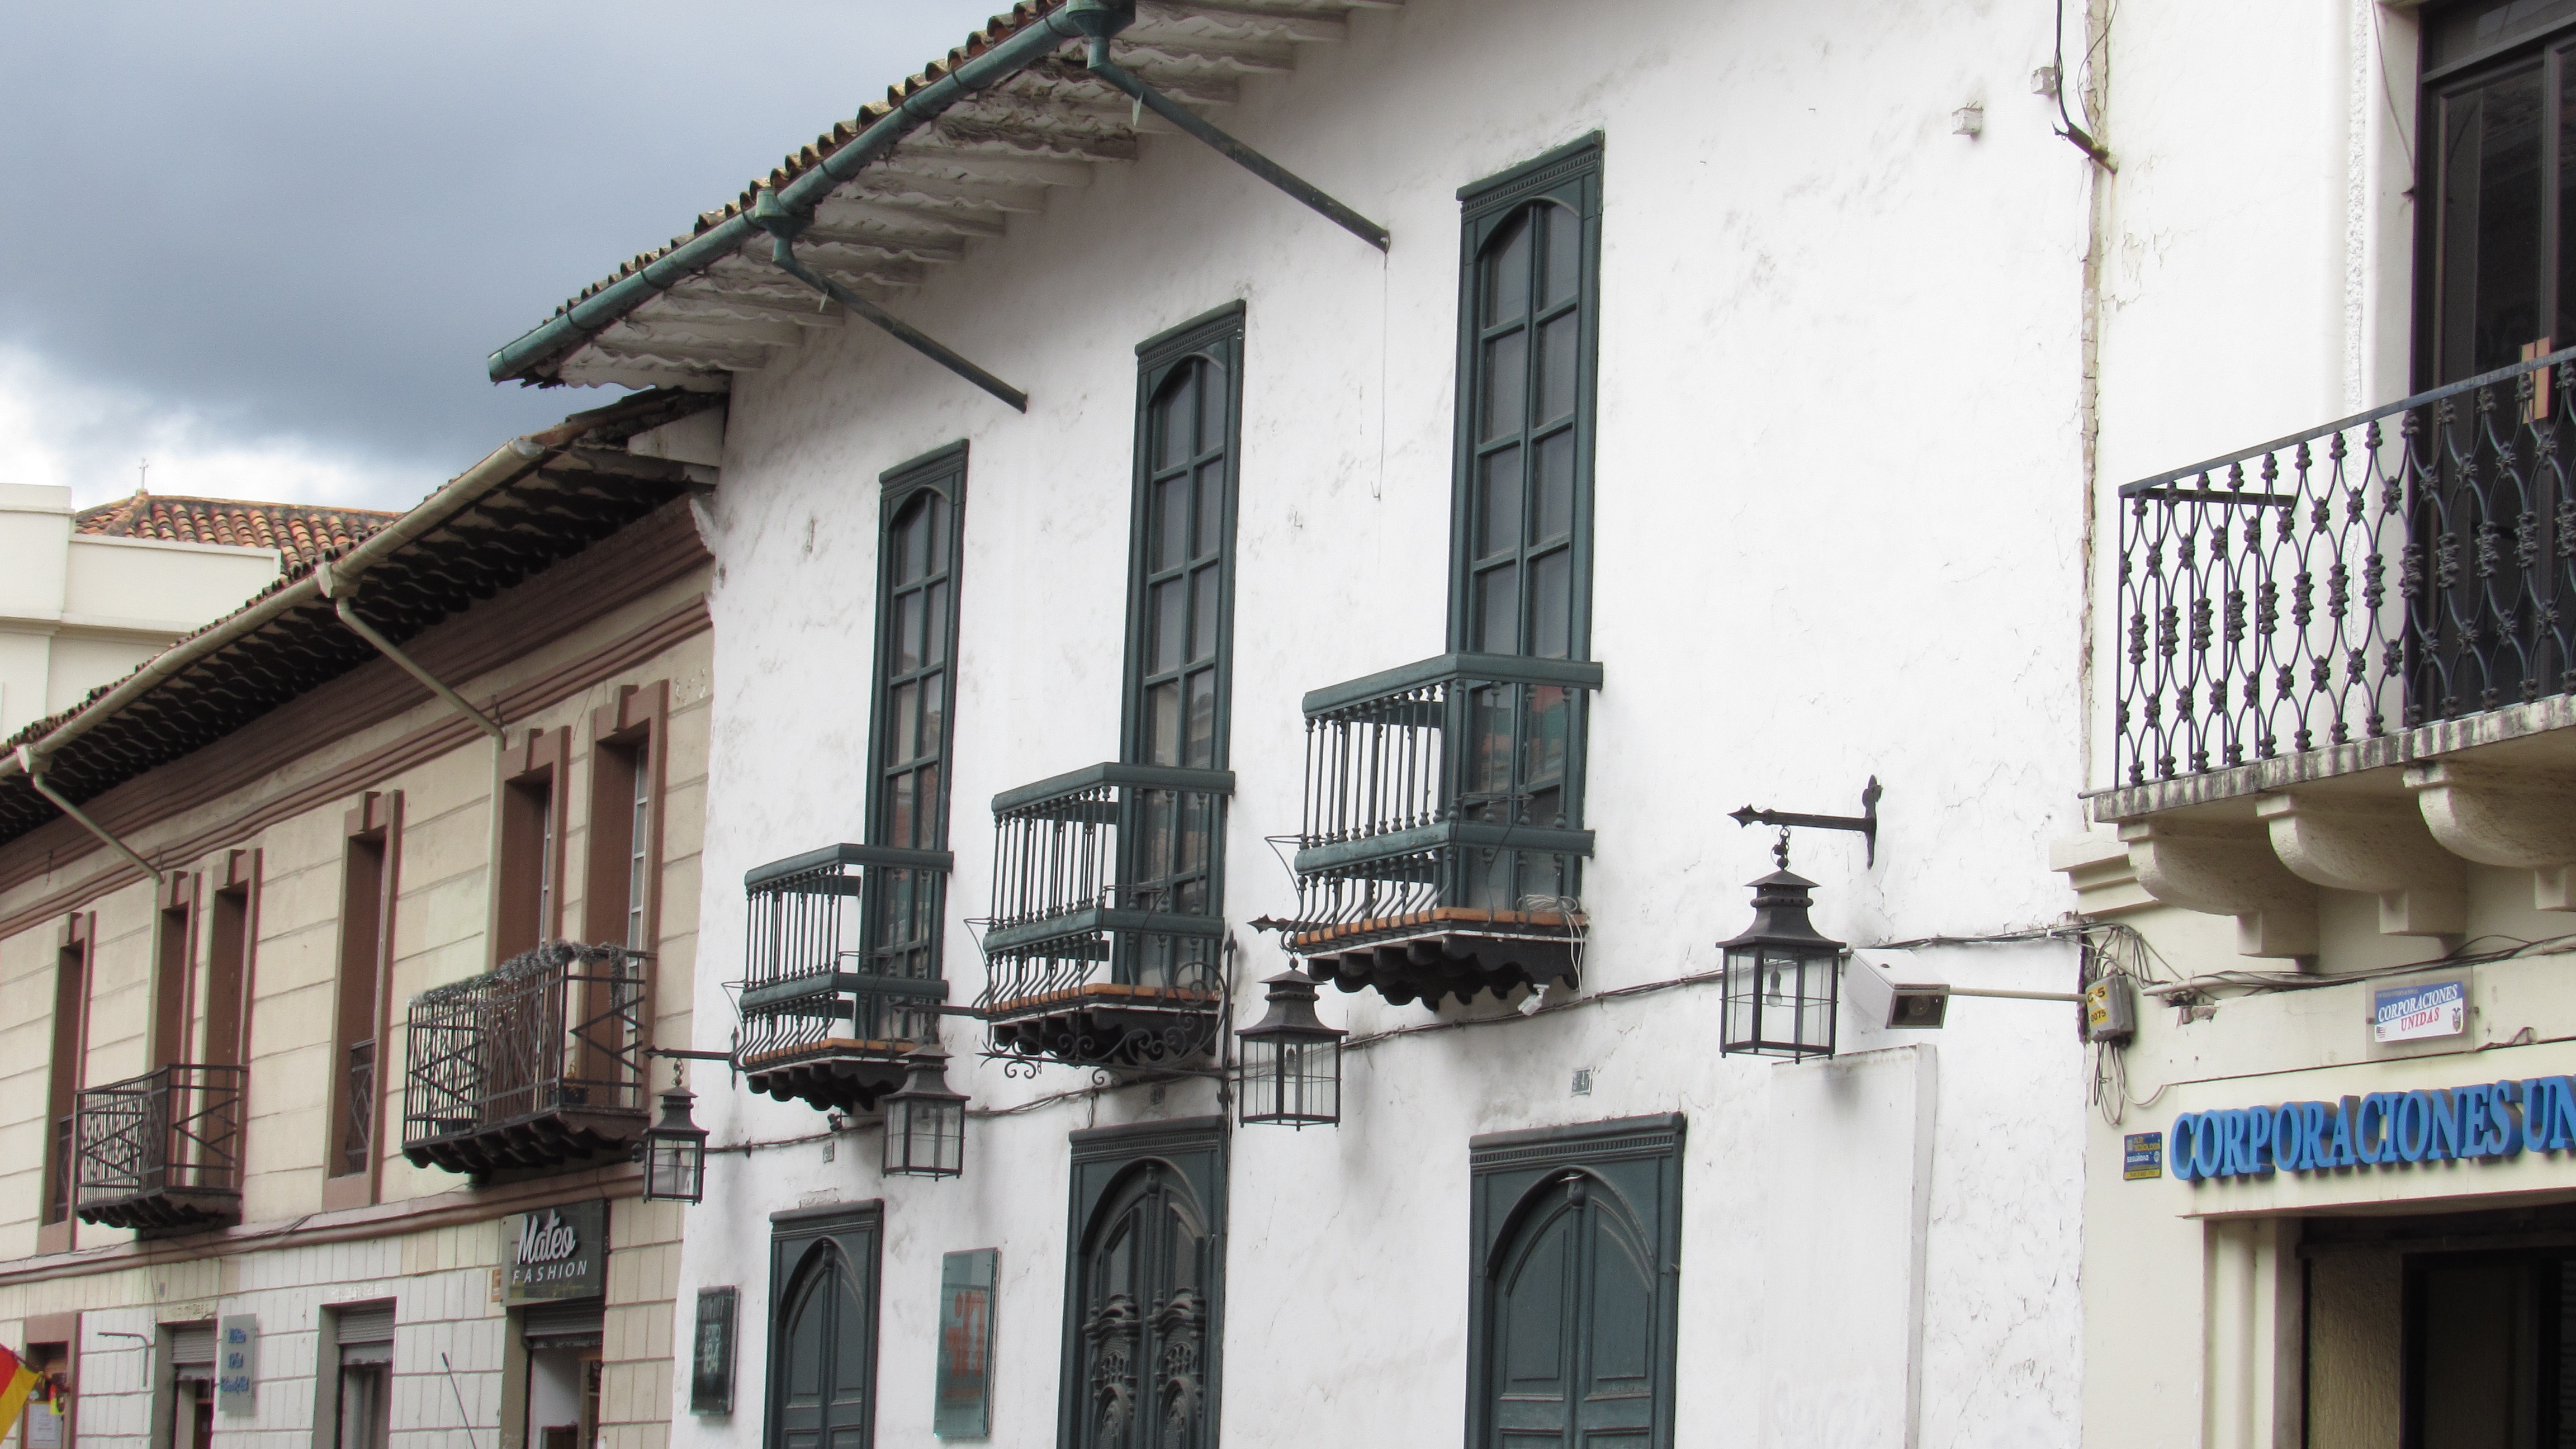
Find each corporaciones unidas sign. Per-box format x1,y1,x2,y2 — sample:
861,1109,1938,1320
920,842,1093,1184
2171,1073,2576,1183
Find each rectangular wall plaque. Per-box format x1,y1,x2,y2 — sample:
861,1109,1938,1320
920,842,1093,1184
689,1287,736,1415
933,1249,998,1438
2374,978,2467,1044
2123,1131,2163,1181
215,1314,258,1414
503,1200,608,1304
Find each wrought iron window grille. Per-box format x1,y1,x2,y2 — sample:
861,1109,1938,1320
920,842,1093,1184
975,762,1235,1073
1268,652,1601,1006
732,843,954,1112
400,940,650,1174
2115,345,2576,783
73,1062,245,1234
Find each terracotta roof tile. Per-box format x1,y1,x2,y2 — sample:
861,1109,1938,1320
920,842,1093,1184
72,492,402,568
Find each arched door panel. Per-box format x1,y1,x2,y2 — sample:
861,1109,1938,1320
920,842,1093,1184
1075,1162,1211,1449
1467,1118,1682,1449
768,1210,879,1449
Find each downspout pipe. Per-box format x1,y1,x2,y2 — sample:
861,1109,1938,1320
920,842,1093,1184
315,561,507,740
485,1,1128,385
753,193,1029,411
18,748,158,883
0,428,565,790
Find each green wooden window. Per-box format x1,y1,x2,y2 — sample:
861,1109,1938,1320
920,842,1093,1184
1119,305,1243,986
1467,1114,1683,1449
868,443,967,986
766,1204,882,1449
1450,136,1603,903
1060,1117,1227,1449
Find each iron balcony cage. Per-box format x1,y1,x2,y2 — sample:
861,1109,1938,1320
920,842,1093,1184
732,843,954,1111
401,941,650,1174
73,1063,247,1234
2115,345,2576,785
1281,652,1602,1006
976,761,1234,1069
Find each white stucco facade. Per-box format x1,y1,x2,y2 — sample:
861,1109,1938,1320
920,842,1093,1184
651,1,2105,1445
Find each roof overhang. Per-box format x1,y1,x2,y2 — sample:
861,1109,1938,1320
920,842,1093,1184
488,0,1395,392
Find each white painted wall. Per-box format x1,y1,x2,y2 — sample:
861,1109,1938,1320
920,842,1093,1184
672,0,2095,1445
0,483,285,737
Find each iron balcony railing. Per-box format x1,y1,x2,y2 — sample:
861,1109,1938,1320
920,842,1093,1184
73,1063,245,1232
2116,347,2576,784
732,844,954,1074
977,762,1233,1066
401,941,649,1173
1288,652,1600,949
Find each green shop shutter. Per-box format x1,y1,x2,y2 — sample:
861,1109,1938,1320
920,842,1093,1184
766,1203,882,1449
1468,1114,1683,1449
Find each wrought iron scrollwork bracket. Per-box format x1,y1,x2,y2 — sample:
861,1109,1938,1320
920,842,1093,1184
1728,776,1883,867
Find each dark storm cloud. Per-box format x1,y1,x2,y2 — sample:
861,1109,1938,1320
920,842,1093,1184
0,1,1006,503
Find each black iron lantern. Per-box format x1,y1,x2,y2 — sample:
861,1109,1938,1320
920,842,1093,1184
883,1045,967,1178
1237,970,1347,1128
641,1087,708,1204
1718,835,1845,1059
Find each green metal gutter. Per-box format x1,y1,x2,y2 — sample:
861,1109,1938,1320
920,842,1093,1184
486,1,1128,385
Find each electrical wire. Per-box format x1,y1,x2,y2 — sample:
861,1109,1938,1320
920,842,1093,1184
2052,0,2119,171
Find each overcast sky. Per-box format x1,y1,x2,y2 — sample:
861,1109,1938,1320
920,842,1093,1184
0,1,1005,512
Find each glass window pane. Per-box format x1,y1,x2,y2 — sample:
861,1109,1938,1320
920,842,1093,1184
896,593,924,675
1531,550,1570,660
1199,360,1226,453
1479,447,1523,560
1483,215,1531,326
1148,681,1181,766
1544,203,1581,307
1540,312,1578,424
1477,564,1519,654
1195,463,1224,560
919,670,943,764
1483,331,1528,442
1523,685,1568,789
925,581,948,665
888,771,916,850
898,500,929,584
914,764,939,845
925,494,946,576
1536,430,1574,542
2440,69,2546,380
1156,475,1189,571
1158,371,1192,468
1191,567,1220,663
892,681,920,763
1154,579,1186,673
1186,669,1216,766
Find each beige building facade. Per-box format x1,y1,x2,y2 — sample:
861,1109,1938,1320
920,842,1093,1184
2062,1,2576,1442
0,392,722,1449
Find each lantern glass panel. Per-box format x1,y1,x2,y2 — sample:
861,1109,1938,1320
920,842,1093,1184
645,1134,704,1203
886,1093,964,1178
1721,944,1838,1058
1240,1034,1340,1127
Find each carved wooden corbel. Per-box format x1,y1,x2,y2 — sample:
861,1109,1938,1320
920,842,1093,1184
2253,791,2466,936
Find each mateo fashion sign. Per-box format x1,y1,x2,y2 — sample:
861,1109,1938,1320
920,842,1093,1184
2172,1074,2576,1183
503,1200,606,1303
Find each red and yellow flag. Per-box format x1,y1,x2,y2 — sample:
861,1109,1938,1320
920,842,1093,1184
0,1344,40,1443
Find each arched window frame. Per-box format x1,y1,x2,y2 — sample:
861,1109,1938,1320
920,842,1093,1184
860,442,968,1008
1450,134,1604,664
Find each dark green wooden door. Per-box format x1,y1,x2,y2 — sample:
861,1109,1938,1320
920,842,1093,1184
1075,1164,1211,1449
1487,1178,1658,1447
778,1245,873,1449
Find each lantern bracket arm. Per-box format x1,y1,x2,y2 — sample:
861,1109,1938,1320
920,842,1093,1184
1728,776,1883,866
